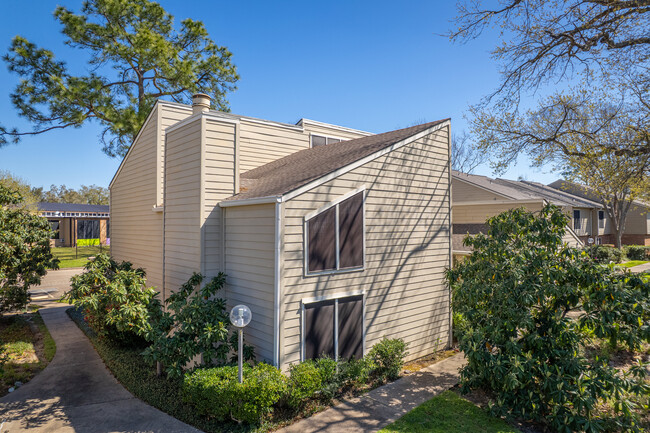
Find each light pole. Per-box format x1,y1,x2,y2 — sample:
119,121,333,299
229,304,252,384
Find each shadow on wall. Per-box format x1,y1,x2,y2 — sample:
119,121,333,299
287,133,450,360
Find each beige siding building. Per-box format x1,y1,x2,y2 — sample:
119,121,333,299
451,171,592,260
549,179,650,246
110,95,451,368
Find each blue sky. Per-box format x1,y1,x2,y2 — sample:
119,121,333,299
0,0,558,190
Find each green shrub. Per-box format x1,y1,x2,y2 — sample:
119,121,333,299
313,356,339,399
285,360,322,409
338,356,373,385
624,245,650,261
183,363,287,425
66,254,156,343
452,312,470,341
0,184,58,313
367,338,408,382
447,204,650,432
143,272,254,379
584,244,623,263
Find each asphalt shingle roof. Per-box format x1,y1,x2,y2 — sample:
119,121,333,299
37,203,109,213
223,119,449,202
452,171,538,200
495,179,601,208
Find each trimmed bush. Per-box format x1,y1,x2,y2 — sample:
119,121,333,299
285,360,322,409
183,363,287,425
367,338,408,382
624,245,650,261
584,244,623,263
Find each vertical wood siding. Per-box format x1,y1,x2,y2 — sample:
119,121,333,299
110,103,188,289
224,204,276,363
164,118,203,291
280,126,451,368
202,118,237,280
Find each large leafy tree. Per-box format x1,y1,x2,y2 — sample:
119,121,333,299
41,184,110,205
448,204,649,432
449,0,650,158
471,91,650,247
0,185,58,313
2,0,239,157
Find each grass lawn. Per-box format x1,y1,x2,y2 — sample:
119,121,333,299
0,313,56,396
618,260,650,268
379,391,520,433
51,245,106,268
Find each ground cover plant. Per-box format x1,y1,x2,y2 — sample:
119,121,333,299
448,204,650,433
378,390,521,433
51,245,105,268
0,312,55,396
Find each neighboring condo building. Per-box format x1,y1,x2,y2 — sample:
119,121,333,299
38,202,110,248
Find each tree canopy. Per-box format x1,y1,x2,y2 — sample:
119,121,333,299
2,0,239,157
0,184,58,313
39,184,110,205
450,0,650,158
448,204,649,432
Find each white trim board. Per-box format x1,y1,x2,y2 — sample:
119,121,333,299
297,118,373,137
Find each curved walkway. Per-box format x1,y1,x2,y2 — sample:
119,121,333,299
0,270,200,433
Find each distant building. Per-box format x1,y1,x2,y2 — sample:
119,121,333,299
37,203,110,248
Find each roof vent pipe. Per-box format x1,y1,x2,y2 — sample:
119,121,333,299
192,93,211,115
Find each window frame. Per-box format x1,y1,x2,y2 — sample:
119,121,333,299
598,210,605,229
303,186,366,277
300,290,366,362
573,210,581,231
309,133,345,148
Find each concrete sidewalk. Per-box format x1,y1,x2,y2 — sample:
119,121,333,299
278,352,466,433
0,270,201,433
628,262,650,273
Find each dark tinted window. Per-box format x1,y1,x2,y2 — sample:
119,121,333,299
326,137,341,144
49,220,60,239
308,207,336,272
338,193,364,268
304,300,335,359
337,296,363,360
311,135,327,147
78,220,100,239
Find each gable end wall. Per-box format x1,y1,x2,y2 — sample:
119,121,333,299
280,126,451,368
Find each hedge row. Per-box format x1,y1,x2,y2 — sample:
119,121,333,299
183,338,408,425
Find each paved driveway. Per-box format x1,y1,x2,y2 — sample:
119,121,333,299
0,269,201,432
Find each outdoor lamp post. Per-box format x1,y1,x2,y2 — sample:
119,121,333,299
229,304,252,384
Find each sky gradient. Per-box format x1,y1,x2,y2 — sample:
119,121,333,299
0,0,557,190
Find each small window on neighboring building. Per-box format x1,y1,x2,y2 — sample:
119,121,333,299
306,190,364,274
596,237,602,245
311,135,343,147
49,220,60,239
573,210,581,231
598,210,605,229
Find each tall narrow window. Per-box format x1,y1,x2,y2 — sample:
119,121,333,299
306,190,364,274
598,210,605,229
49,220,60,239
573,210,581,231
307,207,336,272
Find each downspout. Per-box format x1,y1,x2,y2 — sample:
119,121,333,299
162,131,167,302
446,125,453,350
273,201,283,367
